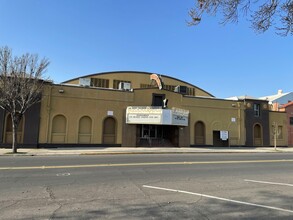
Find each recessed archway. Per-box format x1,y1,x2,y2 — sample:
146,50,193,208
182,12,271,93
194,121,205,145
4,114,24,144
103,117,116,144
78,116,92,144
51,115,67,143
253,124,263,146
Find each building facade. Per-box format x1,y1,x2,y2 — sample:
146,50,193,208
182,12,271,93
280,102,293,147
0,71,289,148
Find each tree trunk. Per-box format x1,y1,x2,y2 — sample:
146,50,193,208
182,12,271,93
274,133,277,150
11,115,18,153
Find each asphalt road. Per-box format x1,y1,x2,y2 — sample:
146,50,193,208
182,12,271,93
0,153,293,219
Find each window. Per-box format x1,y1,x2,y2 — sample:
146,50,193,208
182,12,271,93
140,83,155,88
187,87,195,96
91,78,109,88
140,125,163,139
253,104,260,117
163,84,176,92
290,117,293,126
113,80,131,89
152,94,165,107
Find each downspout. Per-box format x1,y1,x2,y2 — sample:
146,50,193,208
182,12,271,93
237,102,241,146
46,85,53,143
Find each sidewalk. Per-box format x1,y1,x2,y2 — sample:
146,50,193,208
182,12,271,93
1,147,293,156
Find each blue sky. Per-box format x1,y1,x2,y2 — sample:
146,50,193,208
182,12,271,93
0,0,292,98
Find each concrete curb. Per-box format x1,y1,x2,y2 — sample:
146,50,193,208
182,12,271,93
1,147,292,156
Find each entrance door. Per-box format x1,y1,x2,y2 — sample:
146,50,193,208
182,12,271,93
213,131,229,147
194,121,205,145
137,125,178,147
253,124,263,146
103,117,116,144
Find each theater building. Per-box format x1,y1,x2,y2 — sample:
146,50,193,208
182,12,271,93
0,71,289,148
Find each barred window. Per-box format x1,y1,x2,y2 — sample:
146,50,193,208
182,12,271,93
187,87,195,96
164,84,176,92
91,78,109,88
253,104,260,117
140,84,155,88
113,80,131,89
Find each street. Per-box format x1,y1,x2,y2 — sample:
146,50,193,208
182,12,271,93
0,153,293,219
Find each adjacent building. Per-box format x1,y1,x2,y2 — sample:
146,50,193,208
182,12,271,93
0,71,290,148
279,102,293,147
260,90,293,111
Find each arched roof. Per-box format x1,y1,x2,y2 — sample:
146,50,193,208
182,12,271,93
62,70,214,97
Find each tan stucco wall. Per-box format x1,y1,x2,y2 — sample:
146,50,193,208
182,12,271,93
181,98,245,146
37,72,287,147
269,111,288,146
39,85,134,144
39,83,246,147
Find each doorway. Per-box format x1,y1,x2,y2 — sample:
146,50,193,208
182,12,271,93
253,124,263,146
103,117,116,144
213,130,229,147
194,121,205,145
137,125,178,147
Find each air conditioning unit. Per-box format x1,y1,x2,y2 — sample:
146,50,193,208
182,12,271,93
118,82,131,90
174,85,187,94
79,78,91,87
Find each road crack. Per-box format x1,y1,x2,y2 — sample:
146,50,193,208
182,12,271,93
0,200,19,211
45,186,56,200
45,186,64,220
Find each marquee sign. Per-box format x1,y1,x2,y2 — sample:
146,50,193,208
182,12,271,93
126,106,189,126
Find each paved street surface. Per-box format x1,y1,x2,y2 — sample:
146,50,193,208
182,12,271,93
0,153,293,219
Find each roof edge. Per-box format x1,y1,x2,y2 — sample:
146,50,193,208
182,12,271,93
61,70,215,97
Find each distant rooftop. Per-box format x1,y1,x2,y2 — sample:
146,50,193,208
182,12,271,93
225,95,258,101
259,90,291,102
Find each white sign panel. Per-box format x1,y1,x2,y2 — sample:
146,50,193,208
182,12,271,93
172,114,188,126
127,113,161,124
220,131,229,141
126,107,163,124
171,108,189,126
126,106,189,126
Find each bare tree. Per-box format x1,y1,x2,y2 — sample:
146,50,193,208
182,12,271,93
0,46,49,153
188,0,293,36
272,121,281,150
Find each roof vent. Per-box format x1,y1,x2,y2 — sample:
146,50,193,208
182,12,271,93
278,89,283,95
